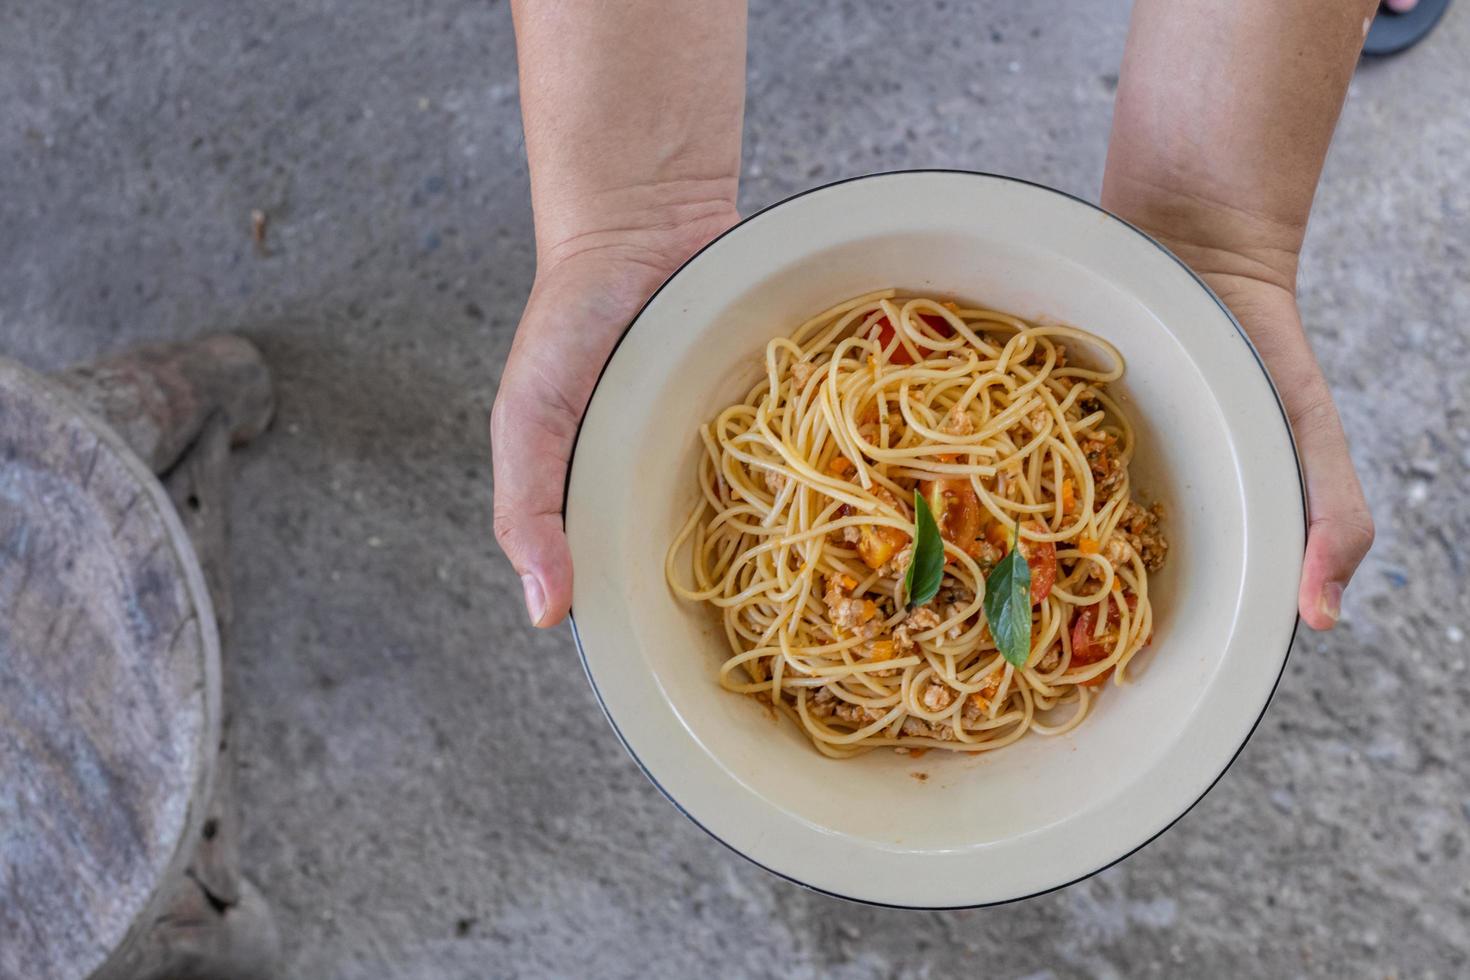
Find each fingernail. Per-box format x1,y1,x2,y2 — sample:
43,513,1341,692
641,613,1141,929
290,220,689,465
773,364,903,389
521,573,547,626
1319,582,1344,626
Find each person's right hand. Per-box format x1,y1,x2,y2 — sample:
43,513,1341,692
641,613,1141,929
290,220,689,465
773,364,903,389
491,209,738,627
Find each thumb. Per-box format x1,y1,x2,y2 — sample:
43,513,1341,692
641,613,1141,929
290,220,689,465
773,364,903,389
489,259,667,628
490,369,580,628
1289,390,1375,630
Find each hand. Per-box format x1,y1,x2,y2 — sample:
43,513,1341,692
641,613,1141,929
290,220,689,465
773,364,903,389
1192,271,1374,629
1101,0,1380,628
491,210,738,627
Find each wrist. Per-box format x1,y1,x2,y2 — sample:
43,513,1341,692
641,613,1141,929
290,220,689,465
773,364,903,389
533,177,740,284
1101,169,1304,294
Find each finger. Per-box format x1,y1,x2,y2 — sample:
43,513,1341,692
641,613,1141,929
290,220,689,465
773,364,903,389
488,248,714,627
490,274,637,628
490,369,580,628
1384,0,1419,13
1287,388,1375,630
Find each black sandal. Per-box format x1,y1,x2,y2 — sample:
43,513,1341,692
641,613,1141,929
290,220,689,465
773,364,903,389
1363,0,1452,56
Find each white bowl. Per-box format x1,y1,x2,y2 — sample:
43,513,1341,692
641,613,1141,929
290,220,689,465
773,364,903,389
565,171,1305,907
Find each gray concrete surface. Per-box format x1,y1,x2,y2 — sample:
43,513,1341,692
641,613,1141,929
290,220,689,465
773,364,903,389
3,1,1468,976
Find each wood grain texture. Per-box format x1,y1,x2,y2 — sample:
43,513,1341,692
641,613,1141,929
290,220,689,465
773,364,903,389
55,334,273,475
97,413,279,980
0,358,222,980
164,413,235,638
160,415,241,908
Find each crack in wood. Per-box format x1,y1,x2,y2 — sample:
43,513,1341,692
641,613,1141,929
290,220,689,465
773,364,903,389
80,439,101,492
5,343,277,979
110,490,141,538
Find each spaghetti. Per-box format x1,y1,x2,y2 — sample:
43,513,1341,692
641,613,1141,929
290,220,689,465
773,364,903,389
665,290,1168,758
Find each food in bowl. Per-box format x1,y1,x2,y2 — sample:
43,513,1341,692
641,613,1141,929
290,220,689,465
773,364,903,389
571,172,1304,906
665,289,1168,758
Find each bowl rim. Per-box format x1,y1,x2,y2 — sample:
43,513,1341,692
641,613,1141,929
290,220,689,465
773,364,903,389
560,168,1306,908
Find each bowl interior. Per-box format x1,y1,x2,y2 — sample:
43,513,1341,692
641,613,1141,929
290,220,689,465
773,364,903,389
567,172,1301,905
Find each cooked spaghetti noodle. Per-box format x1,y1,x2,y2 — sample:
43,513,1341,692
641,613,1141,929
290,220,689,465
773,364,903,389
665,290,1168,758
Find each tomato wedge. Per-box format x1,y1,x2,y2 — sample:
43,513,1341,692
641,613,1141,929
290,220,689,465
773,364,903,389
981,519,1058,603
856,524,909,570
1069,604,1113,667
1067,593,1139,683
875,313,955,365
1017,529,1057,605
919,478,982,557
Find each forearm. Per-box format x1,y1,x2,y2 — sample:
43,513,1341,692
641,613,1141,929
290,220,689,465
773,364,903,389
511,0,746,272
1102,0,1376,627
1102,0,1376,289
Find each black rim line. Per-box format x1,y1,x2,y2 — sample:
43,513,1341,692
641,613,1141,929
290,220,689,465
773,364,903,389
556,168,1308,910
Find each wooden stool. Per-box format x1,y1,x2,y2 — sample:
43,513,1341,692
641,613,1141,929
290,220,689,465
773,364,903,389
1,337,279,980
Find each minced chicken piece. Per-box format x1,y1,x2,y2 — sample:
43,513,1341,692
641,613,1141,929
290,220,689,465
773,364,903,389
903,605,942,632
962,672,1004,723
943,605,970,639
832,702,883,725
900,717,957,740
880,544,913,578
921,682,955,712
808,687,885,726
1082,434,1125,500
791,360,817,389
823,575,878,634
934,585,975,638
1119,501,1169,571
1104,535,1134,567
1037,645,1062,672
1026,341,1068,369
941,404,974,436
893,604,942,654
872,484,903,512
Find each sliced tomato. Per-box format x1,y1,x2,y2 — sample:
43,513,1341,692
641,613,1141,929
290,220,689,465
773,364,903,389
985,520,1010,551
982,519,1058,603
1068,604,1113,667
875,313,955,365
1068,593,1138,668
919,478,982,557
856,524,909,570
1016,524,1057,605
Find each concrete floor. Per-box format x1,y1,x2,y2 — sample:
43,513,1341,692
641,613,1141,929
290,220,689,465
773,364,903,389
4,1,1468,976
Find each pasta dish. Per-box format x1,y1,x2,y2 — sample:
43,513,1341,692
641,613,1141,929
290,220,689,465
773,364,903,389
665,290,1168,758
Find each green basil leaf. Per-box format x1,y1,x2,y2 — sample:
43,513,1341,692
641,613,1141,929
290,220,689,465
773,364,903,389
905,489,945,608
984,517,1032,667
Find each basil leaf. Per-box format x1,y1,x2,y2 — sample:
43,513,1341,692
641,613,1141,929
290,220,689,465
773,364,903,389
905,489,945,608
984,517,1032,667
